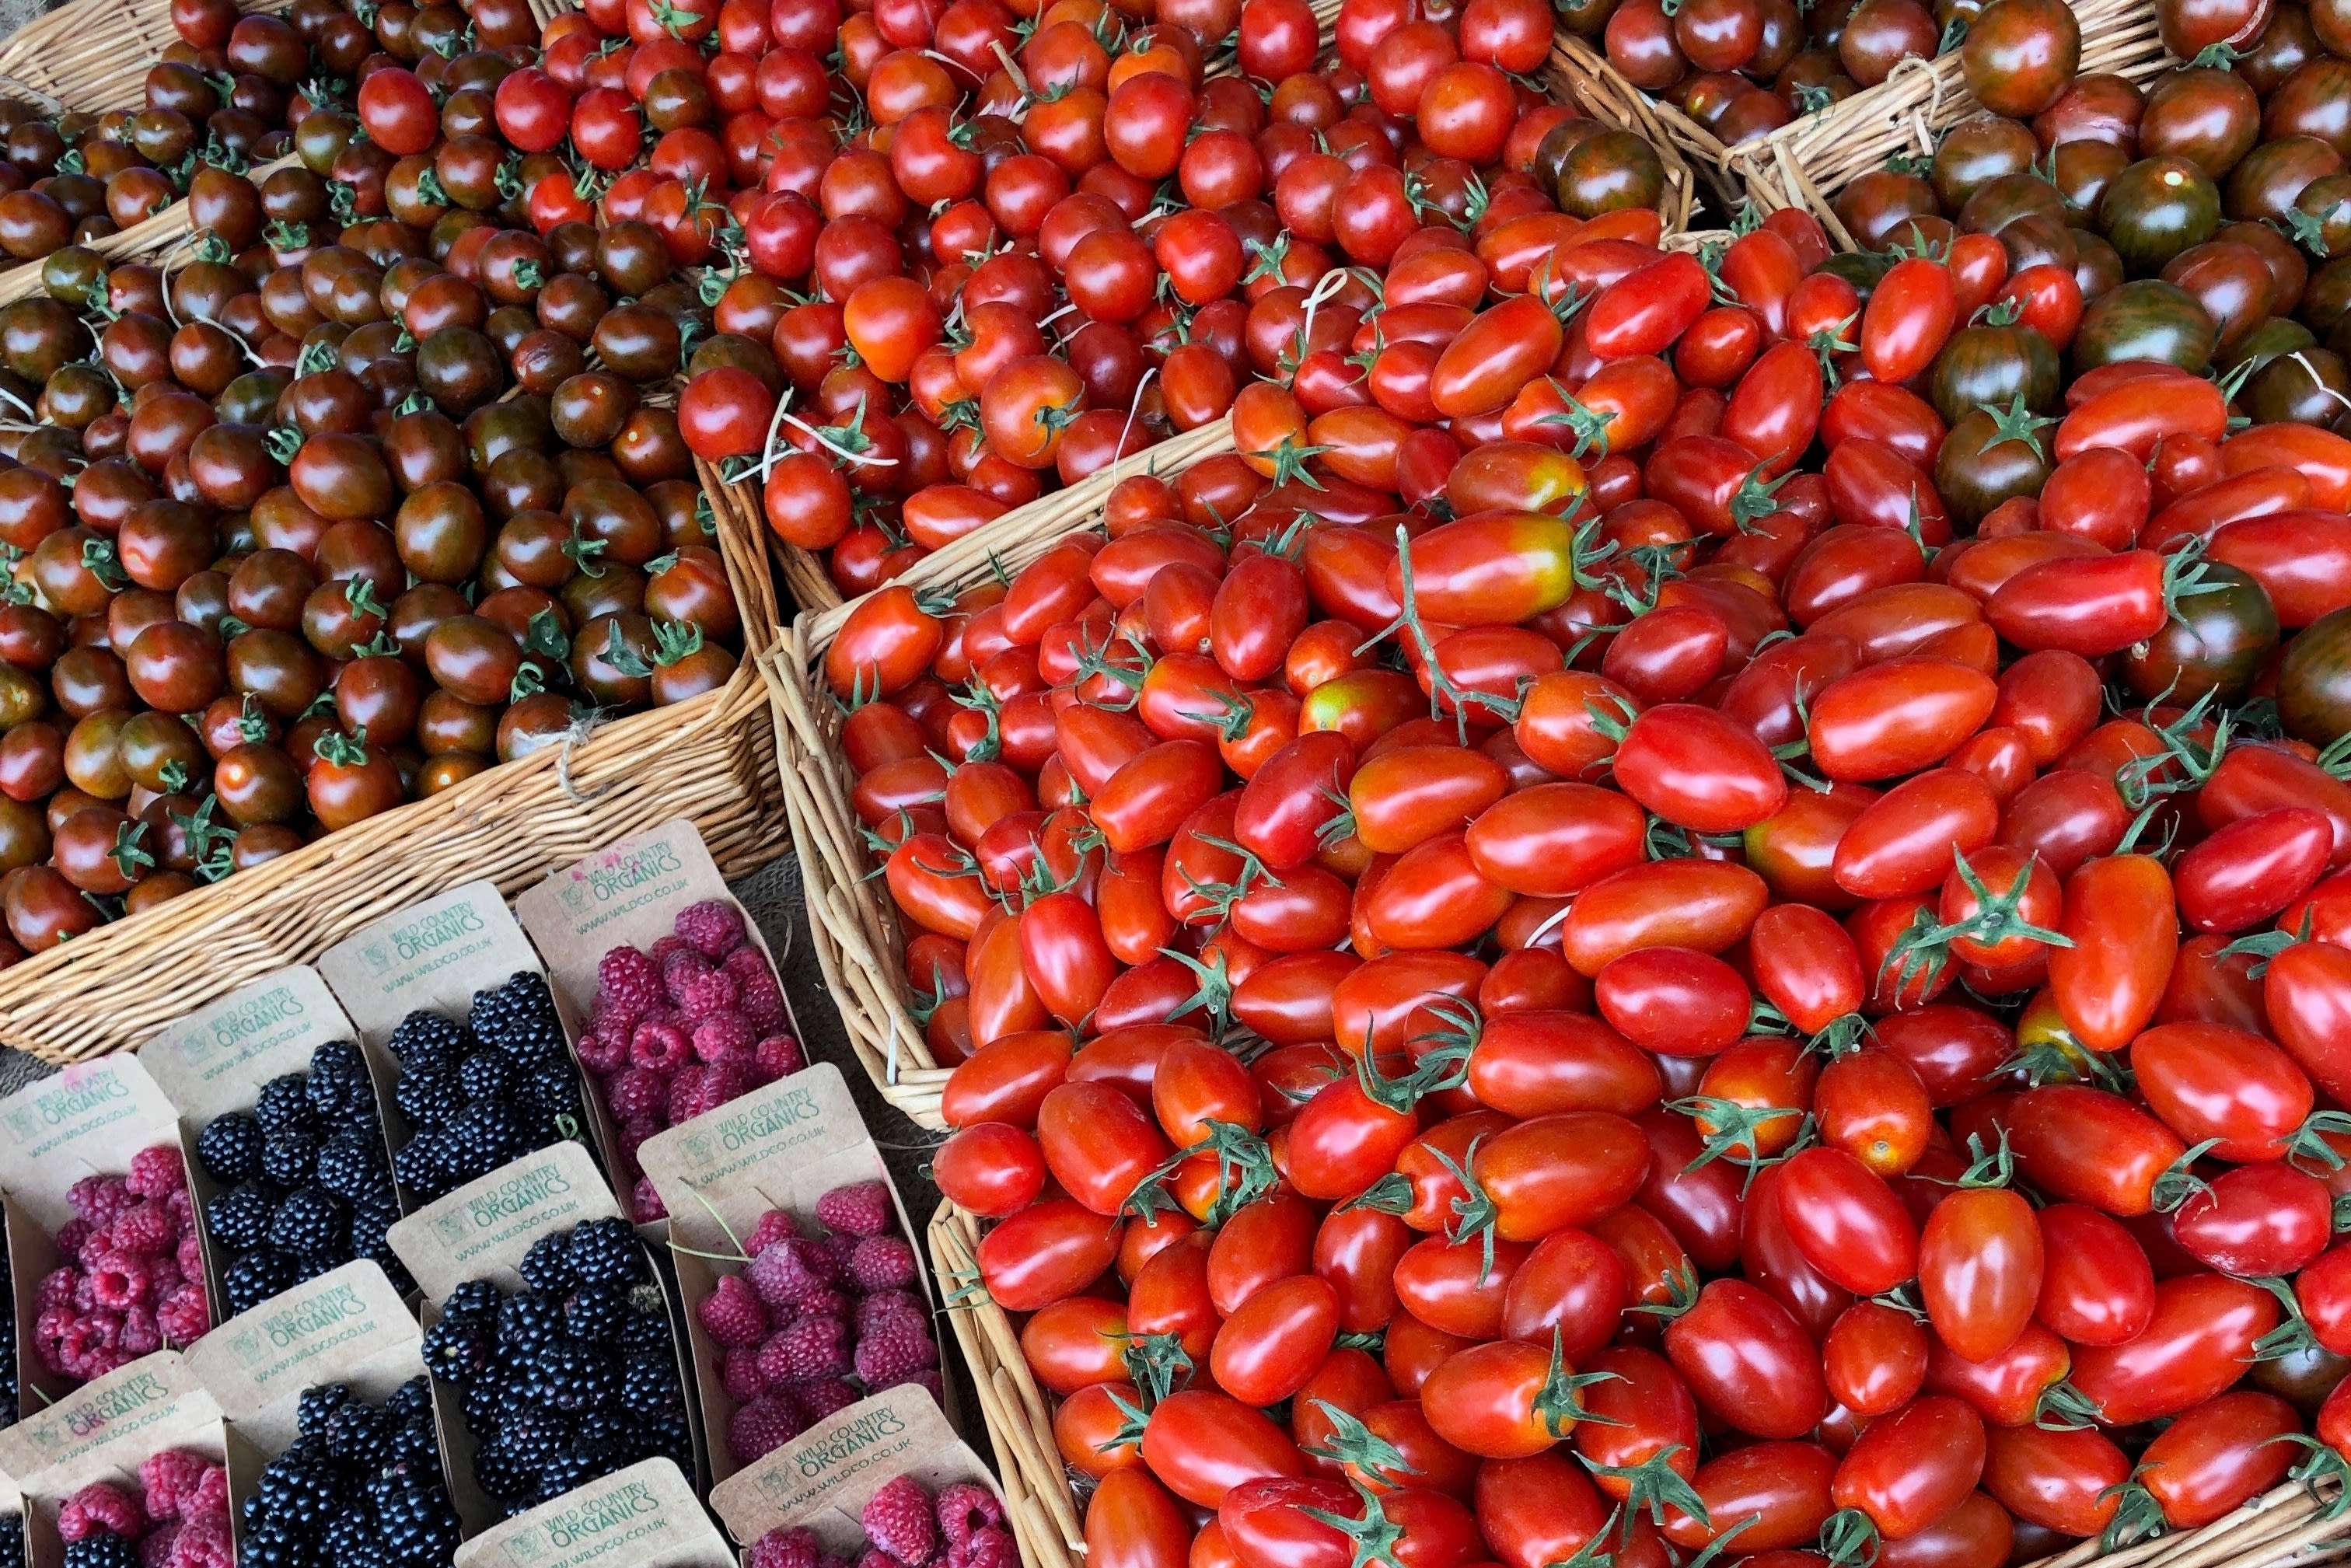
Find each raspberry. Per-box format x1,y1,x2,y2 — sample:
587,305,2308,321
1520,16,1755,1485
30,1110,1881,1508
598,945,664,1021
722,1347,767,1403
156,1281,211,1346
686,1060,753,1119
857,1548,901,1568
747,1237,837,1309
631,1018,693,1074
55,1218,92,1257
175,1234,204,1281
696,1274,769,1348
727,1393,808,1465
650,934,693,966
119,1305,161,1357
142,1522,182,1568
142,1449,211,1521
128,1144,187,1199
616,1115,661,1162
187,1465,229,1528
858,1291,927,1336
747,1211,798,1253
606,1067,668,1123
37,1266,75,1310
59,1482,143,1541
165,1189,194,1232
861,1475,937,1566
90,1250,154,1309
631,1175,668,1223
800,1284,853,1319
847,1237,918,1293
576,1027,631,1076
692,1013,754,1065
754,1034,806,1082
821,1232,862,1273
893,1367,945,1402
759,1315,851,1383
676,969,742,1022
948,1527,1017,1568
662,948,714,997
750,1526,824,1568
934,1483,1005,1545
167,1521,232,1568
665,1065,708,1124
68,1174,133,1229
817,1181,896,1238
854,1315,938,1386
728,959,786,1031
111,1200,176,1258
78,1228,113,1269
796,1377,860,1420
675,899,748,959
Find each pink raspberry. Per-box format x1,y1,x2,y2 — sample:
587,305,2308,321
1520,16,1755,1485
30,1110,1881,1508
858,1291,927,1336
948,1528,1016,1568
727,1393,808,1465
650,934,693,966
676,969,742,1022
821,1232,862,1274
631,1018,693,1074
753,1033,805,1083
727,955,786,1030
68,1174,133,1228
722,1347,768,1403
187,1465,230,1528
606,1067,668,1123
795,1378,860,1420
156,1281,210,1346
55,1219,92,1258
120,1305,161,1357
141,1522,181,1568
576,1028,630,1076
665,1066,708,1124
896,1367,945,1402
128,1144,187,1199
168,1521,232,1568
59,1482,143,1541
143,1449,210,1521
722,945,775,986
759,1315,851,1384
37,1266,75,1311
675,899,749,959
800,1284,853,1319
91,1250,154,1309
697,1273,769,1348
615,1116,661,1163
856,1549,900,1568
631,1175,668,1223
112,1200,176,1257
747,1211,799,1253
934,1483,1005,1545
854,1315,938,1386
165,1188,193,1231
598,944,663,1021
747,1237,838,1310
662,948,714,999
175,1234,204,1281
692,1013,754,1065
861,1475,937,1566
817,1181,896,1238
78,1228,114,1270
686,1060,753,1119
72,1271,98,1313
847,1237,918,1293
751,1526,824,1568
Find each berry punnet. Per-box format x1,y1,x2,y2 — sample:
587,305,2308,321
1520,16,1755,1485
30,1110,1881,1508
417,1217,690,1514
30,1147,208,1385
747,1476,1011,1568
387,972,589,1203
194,1039,407,1313
690,1180,939,1467
54,1450,231,1568
575,898,803,1223
236,1378,461,1568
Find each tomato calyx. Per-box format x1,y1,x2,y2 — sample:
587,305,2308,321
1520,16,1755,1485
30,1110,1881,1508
312,726,370,768
1246,435,1331,490
1360,524,1529,733
2265,1431,2351,1521
1807,314,1858,386
1121,1328,1195,1406
1158,943,1239,1033
2094,1475,2169,1553
1071,631,1153,711
1582,1446,1710,1535
1666,1094,1814,1194
2031,1377,2102,1431
1815,1506,1883,1568
2251,1274,2324,1363
2115,689,2233,812
107,820,153,880
1296,1479,1435,1568
1530,379,1619,461
1303,1398,1419,1489
1881,849,2075,997
2149,1137,2227,1213
1641,818,1747,861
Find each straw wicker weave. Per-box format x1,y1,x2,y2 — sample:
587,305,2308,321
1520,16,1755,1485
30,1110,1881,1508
932,1190,2351,1568
759,419,1238,1126
0,452,789,1064
1549,30,1732,210
0,153,301,309
1719,0,2169,247
0,0,298,113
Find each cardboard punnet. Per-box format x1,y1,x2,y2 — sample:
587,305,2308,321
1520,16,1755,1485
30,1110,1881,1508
138,966,408,1310
707,1387,999,1559
638,1064,938,1489
318,880,608,1204
452,1459,731,1568
0,1348,222,1498
514,819,805,1236
0,1056,215,1416
384,1142,701,1534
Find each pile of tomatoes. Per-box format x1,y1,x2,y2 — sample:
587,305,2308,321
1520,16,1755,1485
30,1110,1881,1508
765,80,2351,1568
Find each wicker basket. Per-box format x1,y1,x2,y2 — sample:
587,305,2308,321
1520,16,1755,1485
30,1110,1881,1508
0,0,299,113
1548,30,1729,214
1719,0,2169,247
931,1189,2351,1568
0,454,789,1065
756,418,1238,1127
0,152,302,310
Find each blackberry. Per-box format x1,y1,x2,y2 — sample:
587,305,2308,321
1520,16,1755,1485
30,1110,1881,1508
566,1217,642,1289
0,1514,20,1568
236,1525,314,1568
488,1403,563,1470
388,1011,466,1075
245,1385,460,1568
388,1374,434,1422
63,1535,138,1568
390,1133,450,1197
297,1383,355,1440
314,1131,388,1206
262,1131,320,1187
443,1280,501,1324
470,973,564,1065
320,1510,375,1566
373,1471,460,1568
617,1311,672,1354
323,1400,391,1468
391,1414,438,1466
393,1070,463,1131
461,1372,512,1433
456,1050,515,1104
519,1062,585,1129
421,1319,491,1384
255,1441,341,1528
204,1182,278,1252
226,1248,301,1314
267,1188,344,1255
470,1447,535,1507
497,1294,564,1354
620,1350,683,1416
519,1232,577,1294
195,1112,265,1184
445,1100,526,1182
570,1410,630,1462
305,1042,374,1124
562,1284,624,1343
536,1448,600,1503
254,1073,316,1136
